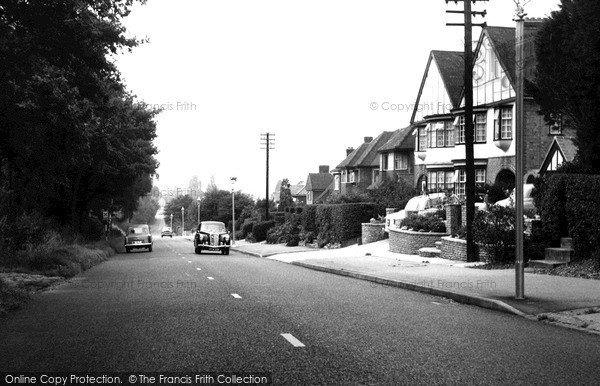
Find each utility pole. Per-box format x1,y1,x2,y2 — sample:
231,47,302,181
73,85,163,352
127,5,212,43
514,1,528,300
260,133,275,221
446,0,487,262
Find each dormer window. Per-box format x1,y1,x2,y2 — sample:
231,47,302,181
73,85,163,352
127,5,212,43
548,113,563,135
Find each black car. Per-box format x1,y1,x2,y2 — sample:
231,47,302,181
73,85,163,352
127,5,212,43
194,221,231,255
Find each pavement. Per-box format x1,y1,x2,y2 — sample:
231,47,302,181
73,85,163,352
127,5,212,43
211,237,600,335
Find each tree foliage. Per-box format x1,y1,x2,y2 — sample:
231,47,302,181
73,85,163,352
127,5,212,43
534,0,600,172
367,179,419,211
0,0,158,234
277,178,294,211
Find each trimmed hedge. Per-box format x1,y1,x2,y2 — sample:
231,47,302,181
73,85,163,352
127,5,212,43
301,205,318,233
242,222,255,238
315,203,379,247
535,173,600,261
251,220,276,242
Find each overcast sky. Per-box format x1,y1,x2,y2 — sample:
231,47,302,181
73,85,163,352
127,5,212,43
116,0,560,200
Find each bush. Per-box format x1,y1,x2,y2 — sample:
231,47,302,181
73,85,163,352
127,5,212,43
301,205,318,233
316,203,379,247
535,173,600,263
472,205,517,264
242,222,255,238
400,213,446,233
271,212,286,225
252,220,276,242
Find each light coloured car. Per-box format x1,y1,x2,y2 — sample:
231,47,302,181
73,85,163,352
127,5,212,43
124,224,153,253
161,226,173,238
385,193,446,232
495,184,535,212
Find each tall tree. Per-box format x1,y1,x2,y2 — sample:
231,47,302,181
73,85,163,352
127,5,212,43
534,0,600,172
0,0,158,232
277,178,294,211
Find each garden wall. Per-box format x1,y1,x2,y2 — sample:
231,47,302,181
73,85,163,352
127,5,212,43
440,236,490,262
361,222,386,245
389,229,449,255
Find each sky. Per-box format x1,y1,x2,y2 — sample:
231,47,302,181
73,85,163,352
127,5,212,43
115,0,561,200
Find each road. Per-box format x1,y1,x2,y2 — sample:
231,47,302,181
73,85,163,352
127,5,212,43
1,237,600,385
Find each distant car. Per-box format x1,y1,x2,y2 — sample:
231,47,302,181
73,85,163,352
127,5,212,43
124,224,153,253
385,193,446,232
495,184,536,212
161,226,173,238
194,221,231,255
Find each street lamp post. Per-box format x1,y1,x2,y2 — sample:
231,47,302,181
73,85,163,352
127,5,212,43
181,206,185,237
231,177,237,245
197,197,201,226
170,213,173,230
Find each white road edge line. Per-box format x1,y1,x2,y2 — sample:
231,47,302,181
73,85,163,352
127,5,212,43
231,293,242,299
196,268,202,271
207,277,214,280
281,333,305,347
431,301,441,305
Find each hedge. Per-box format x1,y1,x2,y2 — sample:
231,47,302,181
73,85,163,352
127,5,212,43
241,222,255,238
251,220,276,242
535,173,600,261
315,203,379,247
301,205,318,233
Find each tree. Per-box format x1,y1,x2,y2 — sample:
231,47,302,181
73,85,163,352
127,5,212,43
277,178,294,211
163,195,194,231
0,0,158,234
367,179,419,211
130,196,160,225
534,0,600,172
188,176,203,199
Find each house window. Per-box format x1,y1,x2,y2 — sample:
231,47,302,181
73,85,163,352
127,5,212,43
436,126,445,147
427,126,436,148
475,113,487,143
457,170,466,197
456,169,486,197
494,107,513,140
341,170,347,183
394,153,408,170
455,116,465,144
418,126,427,151
349,170,355,183
444,121,454,147
427,170,454,193
334,175,340,191
372,170,380,184
382,154,389,171
548,113,563,135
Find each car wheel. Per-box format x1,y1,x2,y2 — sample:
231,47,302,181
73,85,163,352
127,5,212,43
224,248,230,255
148,246,152,252
161,235,163,238
125,247,131,253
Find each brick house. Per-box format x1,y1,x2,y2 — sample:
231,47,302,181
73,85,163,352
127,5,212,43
305,166,334,205
375,126,415,188
331,132,395,196
411,22,573,197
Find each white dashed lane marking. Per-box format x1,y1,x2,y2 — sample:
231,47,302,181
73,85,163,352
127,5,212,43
281,333,305,347
431,301,441,305
231,294,242,299
207,277,214,280
196,268,202,271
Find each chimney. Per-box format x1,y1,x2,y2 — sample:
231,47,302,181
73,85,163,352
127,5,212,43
318,165,329,174
346,147,354,156
364,136,373,143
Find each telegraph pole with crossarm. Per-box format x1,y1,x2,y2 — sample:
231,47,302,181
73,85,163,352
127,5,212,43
445,0,488,263
260,133,275,221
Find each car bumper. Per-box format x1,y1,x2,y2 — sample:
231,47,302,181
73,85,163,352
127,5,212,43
125,242,153,248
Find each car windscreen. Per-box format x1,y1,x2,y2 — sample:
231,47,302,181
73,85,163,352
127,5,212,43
200,223,226,233
128,226,149,234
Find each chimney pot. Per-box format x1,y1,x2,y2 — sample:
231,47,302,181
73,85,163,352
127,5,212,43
346,147,354,156
318,165,329,173
364,136,373,143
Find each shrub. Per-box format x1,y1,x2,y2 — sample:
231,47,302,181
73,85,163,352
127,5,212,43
251,220,276,242
400,213,446,233
271,212,286,225
472,204,517,264
301,205,318,233
242,222,255,238
316,203,379,247
535,173,600,263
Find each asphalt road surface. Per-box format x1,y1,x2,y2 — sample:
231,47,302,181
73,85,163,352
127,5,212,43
1,237,600,385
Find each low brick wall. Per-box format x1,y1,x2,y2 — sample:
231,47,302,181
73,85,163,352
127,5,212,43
440,236,490,262
389,229,449,255
361,222,386,245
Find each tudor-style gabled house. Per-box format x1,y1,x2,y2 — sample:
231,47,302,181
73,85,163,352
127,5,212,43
412,21,575,197
305,166,334,205
331,132,395,196
376,126,415,188
411,50,464,194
